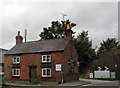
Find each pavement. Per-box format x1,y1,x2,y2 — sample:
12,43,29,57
2,80,91,87
79,78,119,86
59,80,91,87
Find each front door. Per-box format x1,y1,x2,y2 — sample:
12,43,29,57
29,66,37,83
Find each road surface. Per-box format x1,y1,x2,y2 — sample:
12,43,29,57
1,78,119,88
78,78,119,88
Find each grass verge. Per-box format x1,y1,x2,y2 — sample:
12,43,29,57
2,77,59,86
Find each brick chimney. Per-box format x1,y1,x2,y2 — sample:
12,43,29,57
65,24,73,40
15,31,23,45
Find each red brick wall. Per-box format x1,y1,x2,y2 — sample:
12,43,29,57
4,56,12,79
4,40,78,82
63,40,79,81
4,53,63,82
20,54,41,81
50,52,64,82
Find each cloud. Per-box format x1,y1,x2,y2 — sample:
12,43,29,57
1,1,118,50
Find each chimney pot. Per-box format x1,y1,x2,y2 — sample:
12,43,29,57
15,31,23,45
65,24,73,40
18,31,20,35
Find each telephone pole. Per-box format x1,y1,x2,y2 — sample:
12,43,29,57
25,29,27,42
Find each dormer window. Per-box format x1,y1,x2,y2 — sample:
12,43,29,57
13,56,20,64
42,55,51,63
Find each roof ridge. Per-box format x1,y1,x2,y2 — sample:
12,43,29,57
21,38,68,44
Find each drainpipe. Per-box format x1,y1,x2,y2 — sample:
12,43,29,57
61,71,64,84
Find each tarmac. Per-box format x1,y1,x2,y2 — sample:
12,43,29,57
2,79,119,88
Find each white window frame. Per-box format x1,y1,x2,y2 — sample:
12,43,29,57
12,68,20,76
42,55,51,63
42,68,51,77
13,56,20,64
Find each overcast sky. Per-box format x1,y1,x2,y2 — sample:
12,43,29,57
1,0,119,50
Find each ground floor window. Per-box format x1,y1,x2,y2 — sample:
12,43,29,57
42,68,51,77
12,68,20,76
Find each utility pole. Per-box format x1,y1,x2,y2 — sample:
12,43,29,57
25,29,27,42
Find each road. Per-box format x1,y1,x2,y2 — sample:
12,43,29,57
78,78,119,88
1,79,119,88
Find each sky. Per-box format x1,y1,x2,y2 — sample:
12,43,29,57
1,0,119,50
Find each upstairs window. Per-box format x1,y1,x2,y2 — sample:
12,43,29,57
13,56,20,64
42,55,51,63
12,68,20,76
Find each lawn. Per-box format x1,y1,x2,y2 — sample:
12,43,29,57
2,77,59,86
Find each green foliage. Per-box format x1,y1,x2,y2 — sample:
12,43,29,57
79,74,85,78
39,20,76,40
39,20,97,73
118,45,120,49
30,79,39,84
2,77,59,86
40,83,59,86
99,38,119,52
73,31,97,73
2,77,13,83
99,46,106,51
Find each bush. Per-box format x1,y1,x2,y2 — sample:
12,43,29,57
2,77,13,83
79,74,85,78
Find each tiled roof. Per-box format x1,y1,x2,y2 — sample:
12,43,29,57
6,38,70,55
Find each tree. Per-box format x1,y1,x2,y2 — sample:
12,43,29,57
39,20,97,73
39,20,76,40
99,38,119,52
73,31,97,73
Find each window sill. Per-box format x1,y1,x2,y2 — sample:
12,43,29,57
41,77,51,79
12,63,20,65
41,65,52,68
41,62,51,64
12,76,20,78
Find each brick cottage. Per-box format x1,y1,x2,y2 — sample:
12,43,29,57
4,28,78,83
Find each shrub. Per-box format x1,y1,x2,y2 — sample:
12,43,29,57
2,77,13,83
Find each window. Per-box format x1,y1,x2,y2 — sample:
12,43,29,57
12,68,20,76
42,68,51,77
42,55,51,63
13,56,20,64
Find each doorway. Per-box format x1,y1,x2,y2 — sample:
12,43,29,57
29,66,37,83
